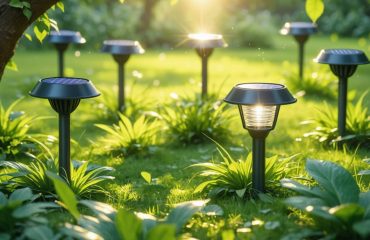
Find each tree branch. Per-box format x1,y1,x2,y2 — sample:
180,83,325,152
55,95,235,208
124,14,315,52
0,0,58,81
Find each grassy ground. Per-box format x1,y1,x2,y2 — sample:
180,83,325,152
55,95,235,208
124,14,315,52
1,35,369,239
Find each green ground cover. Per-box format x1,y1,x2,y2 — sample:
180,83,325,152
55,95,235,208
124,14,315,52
0,35,369,239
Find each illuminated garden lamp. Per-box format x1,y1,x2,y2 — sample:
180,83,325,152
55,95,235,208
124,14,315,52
188,33,227,97
101,40,145,111
30,77,100,181
48,30,86,77
224,83,296,194
280,22,317,80
314,49,369,138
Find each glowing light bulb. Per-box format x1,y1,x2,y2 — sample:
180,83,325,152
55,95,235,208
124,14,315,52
241,105,277,129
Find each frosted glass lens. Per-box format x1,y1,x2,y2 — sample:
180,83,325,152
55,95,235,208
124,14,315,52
242,105,276,129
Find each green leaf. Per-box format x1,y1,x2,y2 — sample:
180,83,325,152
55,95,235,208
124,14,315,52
33,26,48,43
23,225,55,240
353,219,370,238
141,171,151,184
23,8,32,20
13,202,58,218
24,33,32,41
305,0,324,23
116,209,142,240
46,171,80,219
5,59,18,71
201,204,224,216
306,159,359,205
359,191,370,218
221,230,235,240
147,224,176,240
9,0,23,8
9,187,33,202
329,204,365,224
236,188,246,198
56,1,64,12
165,200,208,233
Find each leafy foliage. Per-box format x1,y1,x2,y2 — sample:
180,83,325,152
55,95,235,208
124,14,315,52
48,173,208,240
191,142,294,198
302,93,369,148
95,113,160,156
161,95,232,145
282,159,370,239
0,99,40,160
0,152,114,199
0,188,58,239
283,62,337,99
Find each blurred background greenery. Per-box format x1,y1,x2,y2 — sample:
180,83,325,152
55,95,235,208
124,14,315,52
21,0,370,50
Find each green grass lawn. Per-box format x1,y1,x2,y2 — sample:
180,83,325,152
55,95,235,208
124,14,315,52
0,35,369,239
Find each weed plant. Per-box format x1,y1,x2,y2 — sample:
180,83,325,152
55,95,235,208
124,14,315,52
0,147,114,199
282,159,370,239
95,113,160,156
0,99,40,160
302,92,369,148
161,94,232,145
191,142,295,198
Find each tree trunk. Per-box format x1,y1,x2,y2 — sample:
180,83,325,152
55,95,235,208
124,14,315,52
137,0,160,35
0,0,58,80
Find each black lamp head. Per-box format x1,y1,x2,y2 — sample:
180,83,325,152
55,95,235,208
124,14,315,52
30,77,100,100
187,33,228,49
280,22,317,36
48,30,86,44
224,83,296,131
101,40,145,55
314,49,369,78
314,49,369,65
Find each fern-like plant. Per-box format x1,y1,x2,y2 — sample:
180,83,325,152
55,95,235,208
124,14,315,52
161,94,232,144
191,142,294,198
302,92,369,148
0,99,39,160
47,172,208,240
95,113,159,156
0,151,114,199
282,159,370,239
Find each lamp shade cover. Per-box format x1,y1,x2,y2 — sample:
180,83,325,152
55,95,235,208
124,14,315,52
280,22,317,36
29,77,100,100
187,33,228,49
224,83,296,106
48,30,86,44
314,49,369,65
101,40,145,55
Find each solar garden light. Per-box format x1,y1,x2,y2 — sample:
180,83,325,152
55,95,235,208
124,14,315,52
188,33,227,97
280,22,317,80
30,77,100,181
224,83,296,195
48,30,86,77
101,40,145,112
314,49,369,138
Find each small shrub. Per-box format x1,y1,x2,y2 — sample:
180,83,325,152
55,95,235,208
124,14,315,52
161,95,232,145
302,92,369,148
0,99,39,160
282,159,370,239
95,113,160,156
283,62,337,99
47,172,209,240
0,188,58,238
191,141,294,198
0,151,114,199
